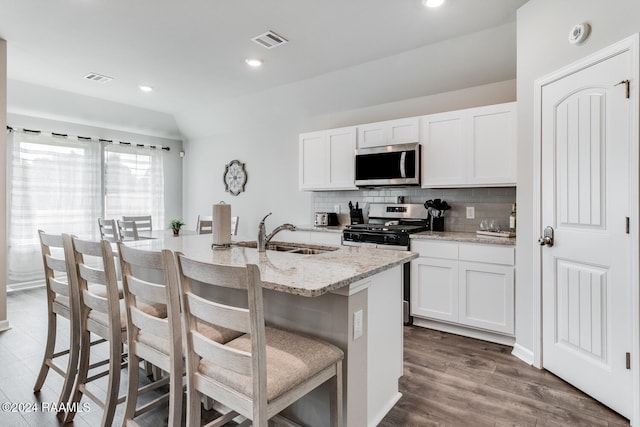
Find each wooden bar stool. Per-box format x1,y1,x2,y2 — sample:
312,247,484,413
33,230,81,421
117,243,184,427
176,254,344,427
62,235,145,425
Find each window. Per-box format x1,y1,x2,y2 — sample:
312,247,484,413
104,144,165,230
7,131,165,288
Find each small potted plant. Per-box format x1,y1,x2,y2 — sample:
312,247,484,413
169,219,185,236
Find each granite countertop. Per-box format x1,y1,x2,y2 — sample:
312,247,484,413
125,234,416,297
411,231,516,246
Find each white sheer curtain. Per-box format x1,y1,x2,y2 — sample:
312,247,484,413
104,144,165,231
7,131,102,284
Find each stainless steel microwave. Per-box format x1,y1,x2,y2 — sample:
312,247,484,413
354,143,421,187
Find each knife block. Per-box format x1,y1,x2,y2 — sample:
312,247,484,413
350,209,364,225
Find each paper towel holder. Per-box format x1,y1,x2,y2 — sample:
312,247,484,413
212,201,232,249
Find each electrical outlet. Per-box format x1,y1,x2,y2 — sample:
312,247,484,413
466,206,475,219
334,204,341,214
353,309,363,339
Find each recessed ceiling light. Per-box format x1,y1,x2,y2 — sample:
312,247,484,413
139,85,153,92
423,0,444,8
245,58,263,68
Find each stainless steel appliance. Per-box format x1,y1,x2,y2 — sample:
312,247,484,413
355,143,421,187
314,212,339,227
342,203,429,325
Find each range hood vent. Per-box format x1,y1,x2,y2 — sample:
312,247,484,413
251,31,288,49
83,72,113,84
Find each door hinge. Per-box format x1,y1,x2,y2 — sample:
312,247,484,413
626,217,630,234
615,79,630,98
626,352,631,369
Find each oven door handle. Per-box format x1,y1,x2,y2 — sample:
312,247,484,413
400,151,407,178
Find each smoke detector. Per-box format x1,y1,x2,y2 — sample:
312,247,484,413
83,72,113,84
251,31,288,49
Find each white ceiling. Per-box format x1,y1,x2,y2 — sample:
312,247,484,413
0,0,528,137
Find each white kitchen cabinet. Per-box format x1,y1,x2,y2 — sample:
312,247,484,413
357,117,420,148
299,126,357,191
411,257,459,323
420,102,516,187
458,261,514,334
411,239,515,337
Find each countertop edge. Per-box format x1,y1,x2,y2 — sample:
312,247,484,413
411,231,516,246
261,251,419,297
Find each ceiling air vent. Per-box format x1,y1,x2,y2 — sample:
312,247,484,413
251,31,288,49
83,72,113,84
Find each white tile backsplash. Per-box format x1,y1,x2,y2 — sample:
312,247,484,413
310,187,516,233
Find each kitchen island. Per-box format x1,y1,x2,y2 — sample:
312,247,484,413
126,233,417,427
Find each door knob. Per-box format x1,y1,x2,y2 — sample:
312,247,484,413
538,226,554,247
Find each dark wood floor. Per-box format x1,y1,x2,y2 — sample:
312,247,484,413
0,288,631,426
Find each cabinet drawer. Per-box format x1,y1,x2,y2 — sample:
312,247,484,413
410,240,458,259
458,244,514,266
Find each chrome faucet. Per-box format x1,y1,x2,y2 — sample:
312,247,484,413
258,212,296,252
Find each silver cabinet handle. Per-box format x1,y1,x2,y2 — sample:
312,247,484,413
538,226,554,247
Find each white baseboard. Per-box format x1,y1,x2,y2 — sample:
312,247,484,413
412,317,515,346
511,343,535,366
369,392,402,427
0,320,11,332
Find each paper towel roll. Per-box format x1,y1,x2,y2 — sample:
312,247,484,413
212,201,231,247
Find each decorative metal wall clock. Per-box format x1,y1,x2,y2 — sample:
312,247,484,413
223,159,247,196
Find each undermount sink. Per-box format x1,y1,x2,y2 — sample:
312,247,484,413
235,240,338,255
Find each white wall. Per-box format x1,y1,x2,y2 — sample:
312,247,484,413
6,113,184,226
515,0,640,357
181,79,515,238
0,39,7,331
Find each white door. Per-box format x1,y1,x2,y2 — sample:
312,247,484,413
541,47,633,417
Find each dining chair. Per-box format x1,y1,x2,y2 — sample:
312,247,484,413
117,242,184,427
62,235,128,426
117,219,140,241
33,230,81,421
175,254,344,427
195,215,213,234
98,218,120,242
231,215,239,236
122,215,153,233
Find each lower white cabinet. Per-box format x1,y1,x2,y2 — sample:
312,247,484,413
458,261,514,334
411,240,515,336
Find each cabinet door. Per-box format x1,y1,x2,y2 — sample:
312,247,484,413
458,261,514,334
420,112,467,187
411,257,459,322
387,117,420,145
326,127,357,189
467,102,517,186
357,122,387,149
357,117,419,148
299,131,326,190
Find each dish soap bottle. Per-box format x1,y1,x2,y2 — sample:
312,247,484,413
509,203,517,234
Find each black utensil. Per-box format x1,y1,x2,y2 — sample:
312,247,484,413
349,201,354,212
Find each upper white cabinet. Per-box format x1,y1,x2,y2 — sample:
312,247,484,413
357,117,420,148
299,126,357,191
421,102,517,188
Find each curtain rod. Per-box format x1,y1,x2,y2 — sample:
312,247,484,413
6,125,171,151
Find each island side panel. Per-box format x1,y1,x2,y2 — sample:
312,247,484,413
263,286,369,427
366,265,404,426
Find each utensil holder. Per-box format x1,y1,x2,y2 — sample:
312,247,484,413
431,216,444,232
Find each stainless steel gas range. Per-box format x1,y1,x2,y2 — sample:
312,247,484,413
342,203,429,325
